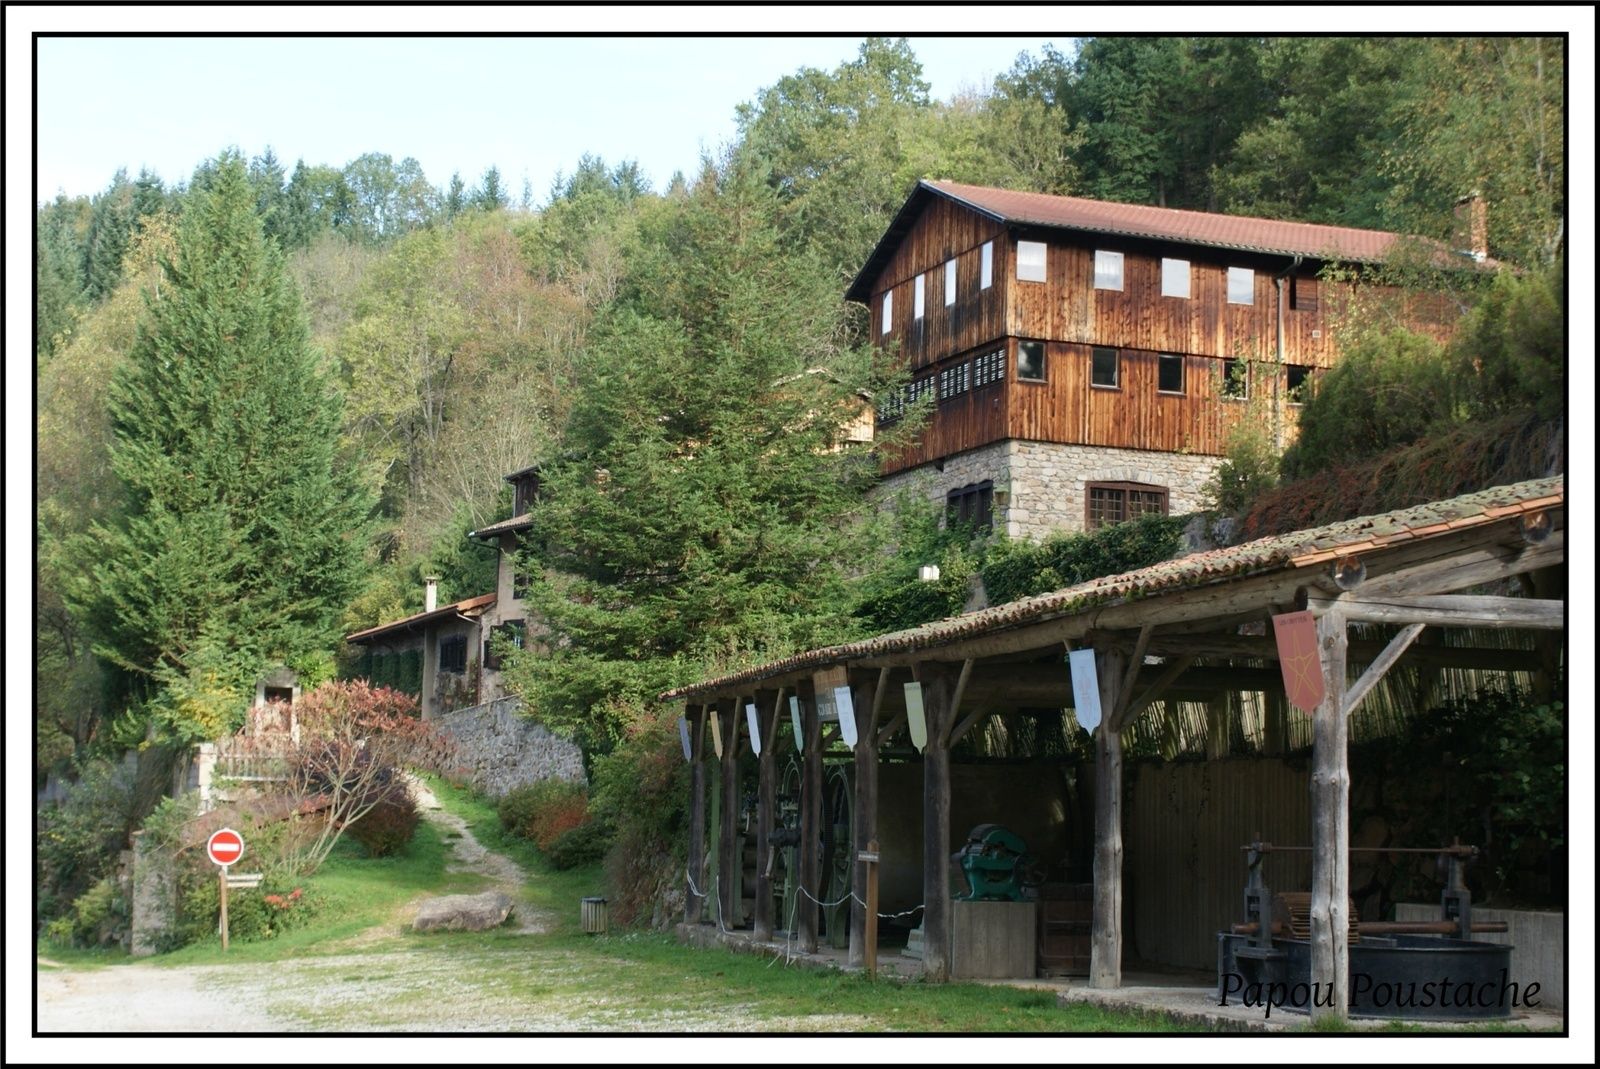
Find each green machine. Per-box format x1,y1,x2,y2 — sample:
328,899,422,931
952,824,1036,901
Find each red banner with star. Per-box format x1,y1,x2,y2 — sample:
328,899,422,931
1272,611,1325,713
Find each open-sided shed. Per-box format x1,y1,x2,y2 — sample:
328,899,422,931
662,476,1564,1018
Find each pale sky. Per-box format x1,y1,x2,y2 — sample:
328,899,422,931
34,35,1068,202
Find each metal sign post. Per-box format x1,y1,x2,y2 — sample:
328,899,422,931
207,828,245,951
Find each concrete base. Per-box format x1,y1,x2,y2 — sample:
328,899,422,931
951,900,1037,980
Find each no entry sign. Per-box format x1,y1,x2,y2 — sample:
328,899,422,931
207,828,245,868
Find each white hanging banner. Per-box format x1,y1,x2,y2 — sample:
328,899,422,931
789,695,804,754
834,686,858,749
903,682,928,752
678,717,692,762
709,710,723,758
746,702,762,756
1069,649,1102,733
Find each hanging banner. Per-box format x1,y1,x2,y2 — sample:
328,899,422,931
834,686,858,749
1069,648,1102,732
678,717,692,762
1272,611,1325,713
789,695,803,754
903,682,928,752
709,710,723,758
746,702,762,756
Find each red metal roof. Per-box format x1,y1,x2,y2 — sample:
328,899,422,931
661,477,1563,701
845,180,1485,302
345,592,496,644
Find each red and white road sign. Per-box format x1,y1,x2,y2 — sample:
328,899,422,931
207,828,245,868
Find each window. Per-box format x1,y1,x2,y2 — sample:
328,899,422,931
880,291,892,334
1221,358,1249,400
972,347,1006,388
914,273,926,320
512,472,541,515
1016,240,1047,283
946,481,994,533
1091,346,1119,389
1094,250,1124,291
439,634,468,674
938,361,970,402
1017,340,1046,382
1161,257,1190,298
1158,353,1185,394
944,258,957,306
907,376,935,407
1286,364,1313,405
483,620,526,671
980,241,994,289
1086,482,1168,530
1291,276,1319,312
1227,267,1255,305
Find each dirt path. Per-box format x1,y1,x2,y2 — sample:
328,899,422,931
408,776,551,934
36,960,286,1032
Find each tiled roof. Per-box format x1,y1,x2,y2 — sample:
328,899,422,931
345,593,496,644
471,513,533,539
846,180,1489,302
661,477,1563,701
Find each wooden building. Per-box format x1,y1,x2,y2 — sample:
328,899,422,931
851,182,1471,538
663,476,1563,1019
344,465,540,718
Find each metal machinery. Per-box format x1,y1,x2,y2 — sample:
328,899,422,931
952,824,1040,901
768,760,855,946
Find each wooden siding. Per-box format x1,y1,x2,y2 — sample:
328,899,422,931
878,343,1011,472
870,198,1007,370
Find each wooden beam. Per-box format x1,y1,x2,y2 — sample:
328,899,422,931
1308,594,1564,630
1342,624,1425,718
753,688,781,942
848,671,883,970
1090,646,1127,989
938,659,975,747
1309,611,1350,1020
686,704,708,925
1140,632,1542,671
915,661,956,982
1109,625,1153,728
718,698,739,929
947,706,996,747
1355,532,1564,597
799,683,821,954
876,710,907,747
1118,655,1196,729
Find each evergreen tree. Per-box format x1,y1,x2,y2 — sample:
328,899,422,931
67,152,371,741
443,172,467,220
474,166,507,211
82,169,137,300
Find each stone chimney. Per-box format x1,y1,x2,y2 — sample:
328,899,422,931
424,576,439,613
1454,192,1488,262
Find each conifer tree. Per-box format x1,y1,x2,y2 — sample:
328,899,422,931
68,151,370,741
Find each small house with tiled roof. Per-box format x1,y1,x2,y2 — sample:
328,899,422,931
855,180,1486,539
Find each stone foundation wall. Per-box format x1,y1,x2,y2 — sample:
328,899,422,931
434,697,585,798
878,440,1223,541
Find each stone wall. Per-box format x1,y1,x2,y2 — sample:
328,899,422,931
434,697,585,798
877,440,1223,541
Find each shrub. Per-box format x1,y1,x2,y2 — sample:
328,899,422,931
175,866,318,945
497,779,590,850
45,876,129,949
589,699,688,926
36,756,139,925
1202,420,1280,518
546,819,613,870
346,785,420,858
980,512,1186,606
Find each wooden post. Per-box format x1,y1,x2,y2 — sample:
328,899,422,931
799,682,821,954
1089,646,1126,989
219,868,230,952
848,668,886,969
917,662,955,982
718,698,739,930
686,704,708,925
753,689,780,942
864,838,881,980
1309,611,1350,1019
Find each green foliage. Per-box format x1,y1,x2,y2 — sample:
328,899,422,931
346,788,421,858
1446,260,1565,421
177,868,319,946
546,820,614,871
1202,419,1281,517
852,499,984,634
587,700,690,926
497,779,589,849
36,757,139,923
980,513,1187,607
64,151,371,742
44,876,129,949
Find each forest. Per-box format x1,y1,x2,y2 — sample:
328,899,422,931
35,37,1566,931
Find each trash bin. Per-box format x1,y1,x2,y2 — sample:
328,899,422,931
581,896,608,935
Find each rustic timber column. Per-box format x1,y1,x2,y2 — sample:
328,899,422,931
848,668,886,970
685,704,708,925
1089,647,1127,989
1309,611,1350,1019
718,698,740,930
752,689,781,942
916,662,956,983
798,681,822,953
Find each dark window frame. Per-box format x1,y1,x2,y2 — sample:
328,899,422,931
1085,481,1169,531
1286,364,1314,405
1091,346,1120,390
1221,358,1250,401
1157,353,1186,395
439,633,469,674
1016,339,1047,383
972,347,1007,389
946,481,995,533
482,620,526,671
938,360,970,404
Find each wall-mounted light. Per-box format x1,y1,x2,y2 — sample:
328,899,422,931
918,564,942,583
1520,510,1552,544
1331,554,1366,591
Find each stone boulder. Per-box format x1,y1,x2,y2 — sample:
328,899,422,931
413,891,514,933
